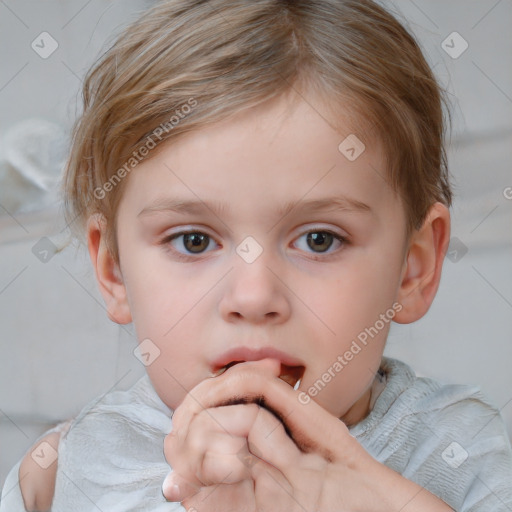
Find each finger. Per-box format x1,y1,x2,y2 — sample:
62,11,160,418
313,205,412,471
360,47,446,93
245,404,305,472
162,470,199,502
174,361,346,461
244,409,325,512
171,358,281,434
166,413,248,467
184,404,301,485
166,405,270,491
165,403,261,467
170,435,251,487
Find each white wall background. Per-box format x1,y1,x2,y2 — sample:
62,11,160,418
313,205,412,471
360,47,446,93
1,0,511,490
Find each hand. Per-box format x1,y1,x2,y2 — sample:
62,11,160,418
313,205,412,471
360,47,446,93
162,359,453,512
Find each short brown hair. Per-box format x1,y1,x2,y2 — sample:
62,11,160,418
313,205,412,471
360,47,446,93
63,0,452,262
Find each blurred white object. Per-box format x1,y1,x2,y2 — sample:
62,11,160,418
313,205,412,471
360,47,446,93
0,118,68,214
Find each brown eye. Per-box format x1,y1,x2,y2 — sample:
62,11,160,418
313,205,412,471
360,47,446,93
293,229,347,258
163,231,217,258
181,233,210,253
306,231,335,252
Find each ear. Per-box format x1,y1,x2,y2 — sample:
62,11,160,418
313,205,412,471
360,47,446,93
394,202,451,324
87,213,132,324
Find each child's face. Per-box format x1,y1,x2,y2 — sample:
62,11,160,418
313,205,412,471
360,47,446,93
113,90,409,423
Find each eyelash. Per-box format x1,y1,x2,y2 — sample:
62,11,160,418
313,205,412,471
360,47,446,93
160,227,349,262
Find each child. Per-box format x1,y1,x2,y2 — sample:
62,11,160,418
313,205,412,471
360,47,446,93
2,0,511,510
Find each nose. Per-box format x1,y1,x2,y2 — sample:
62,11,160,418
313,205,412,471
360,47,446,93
218,251,291,325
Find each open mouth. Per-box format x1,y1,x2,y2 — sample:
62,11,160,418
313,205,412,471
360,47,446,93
213,361,305,390
279,364,304,390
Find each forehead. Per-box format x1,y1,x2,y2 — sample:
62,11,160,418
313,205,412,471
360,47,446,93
118,90,403,228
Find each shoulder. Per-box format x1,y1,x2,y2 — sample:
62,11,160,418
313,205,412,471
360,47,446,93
376,357,501,420
49,377,176,510
62,374,172,448
361,358,512,510
50,376,173,506
12,376,169,512
372,357,510,448
18,422,70,512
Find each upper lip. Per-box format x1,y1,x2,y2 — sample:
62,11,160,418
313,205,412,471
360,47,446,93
211,346,305,373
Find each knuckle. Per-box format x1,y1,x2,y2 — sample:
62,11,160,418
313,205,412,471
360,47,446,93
187,427,206,455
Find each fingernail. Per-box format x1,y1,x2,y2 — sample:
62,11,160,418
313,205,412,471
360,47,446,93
162,473,179,501
293,378,301,391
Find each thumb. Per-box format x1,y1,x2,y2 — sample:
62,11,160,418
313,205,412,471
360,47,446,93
162,470,200,502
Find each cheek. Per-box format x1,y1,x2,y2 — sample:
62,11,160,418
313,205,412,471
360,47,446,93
121,254,185,334
300,259,401,339
144,346,197,410
295,250,401,416
123,272,214,410
311,340,385,417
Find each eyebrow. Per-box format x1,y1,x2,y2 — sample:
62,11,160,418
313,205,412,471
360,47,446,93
137,195,372,219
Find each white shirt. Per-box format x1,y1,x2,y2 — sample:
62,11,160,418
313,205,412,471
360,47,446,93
1,357,511,511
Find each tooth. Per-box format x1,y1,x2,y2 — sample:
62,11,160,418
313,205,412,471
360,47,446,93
211,366,228,378
293,378,301,391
